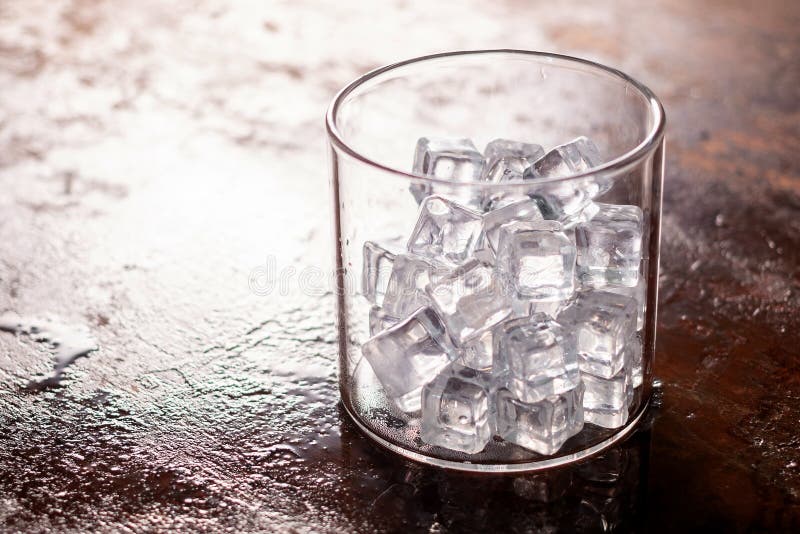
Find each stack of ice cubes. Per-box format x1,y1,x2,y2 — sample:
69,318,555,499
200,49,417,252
360,136,646,456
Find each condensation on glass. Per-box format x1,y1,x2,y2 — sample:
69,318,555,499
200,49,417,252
326,50,665,472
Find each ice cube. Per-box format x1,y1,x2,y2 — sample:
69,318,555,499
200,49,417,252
483,139,545,183
482,141,545,210
558,291,637,379
413,137,485,182
494,314,580,403
427,259,512,346
361,307,453,412
381,254,440,319
584,366,631,411
603,276,645,330
528,185,598,226
480,139,545,209
495,220,576,302
407,195,483,267
495,382,585,455
369,306,399,336
411,138,485,206
458,328,494,371
583,364,633,429
362,241,396,306
527,136,602,178
524,137,608,221
482,198,545,254
420,363,494,454
575,203,643,288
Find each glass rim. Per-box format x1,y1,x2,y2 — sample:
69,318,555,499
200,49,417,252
325,49,666,187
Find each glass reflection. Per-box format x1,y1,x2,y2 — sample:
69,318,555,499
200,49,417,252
336,403,651,532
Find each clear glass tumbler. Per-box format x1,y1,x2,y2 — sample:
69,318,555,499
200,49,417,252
326,50,665,472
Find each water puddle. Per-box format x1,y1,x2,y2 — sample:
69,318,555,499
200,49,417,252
0,312,98,390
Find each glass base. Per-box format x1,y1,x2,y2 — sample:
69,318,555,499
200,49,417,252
342,398,650,473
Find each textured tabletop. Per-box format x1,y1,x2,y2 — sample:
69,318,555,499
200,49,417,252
1,0,799,531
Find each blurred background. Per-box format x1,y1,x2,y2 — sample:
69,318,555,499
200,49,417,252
0,0,798,531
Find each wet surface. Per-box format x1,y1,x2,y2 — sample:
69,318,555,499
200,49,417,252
0,313,97,390
1,0,799,531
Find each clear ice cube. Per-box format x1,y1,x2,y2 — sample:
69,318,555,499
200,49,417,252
604,276,645,330
420,363,494,454
369,306,399,336
482,198,545,254
458,328,494,371
381,254,439,320
426,259,512,346
362,241,396,306
495,382,585,455
575,203,643,288
524,137,608,221
583,363,633,429
494,314,580,403
558,291,637,379
361,307,453,412
411,138,485,206
529,183,601,226
480,139,545,209
584,366,631,411
527,136,602,178
483,139,545,183
413,137,485,182
407,195,483,267
495,220,576,302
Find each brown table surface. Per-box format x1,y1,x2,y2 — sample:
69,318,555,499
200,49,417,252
1,0,799,531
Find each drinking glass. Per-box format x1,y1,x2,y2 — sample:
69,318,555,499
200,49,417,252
326,50,665,472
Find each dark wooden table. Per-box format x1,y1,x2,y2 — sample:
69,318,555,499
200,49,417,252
1,0,798,531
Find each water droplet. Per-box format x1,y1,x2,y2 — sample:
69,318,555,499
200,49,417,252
653,378,663,389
